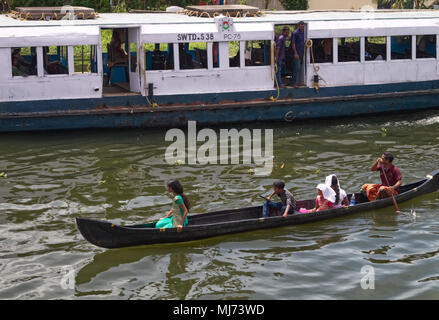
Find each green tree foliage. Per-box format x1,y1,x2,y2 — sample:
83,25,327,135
279,0,308,10
374,0,430,9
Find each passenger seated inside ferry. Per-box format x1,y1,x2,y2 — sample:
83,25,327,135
262,180,296,218
155,179,190,232
179,42,207,69
145,43,174,70
108,30,128,68
245,40,271,66
391,36,412,60
416,35,436,58
11,47,37,76
43,46,68,75
365,37,387,61
179,44,193,69
312,38,333,63
12,56,26,77
338,37,360,62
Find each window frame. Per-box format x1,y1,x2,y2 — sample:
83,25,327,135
390,35,413,61
72,44,99,75
10,46,39,79
364,36,388,63
42,45,70,77
175,42,208,71
308,38,335,65
337,37,361,64
244,40,272,67
415,34,437,60
144,42,176,72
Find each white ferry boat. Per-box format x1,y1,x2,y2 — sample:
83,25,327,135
1,5,439,131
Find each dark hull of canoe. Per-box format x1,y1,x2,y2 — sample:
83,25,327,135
76,170,439,249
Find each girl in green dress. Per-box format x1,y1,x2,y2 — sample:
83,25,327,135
155,179,190,232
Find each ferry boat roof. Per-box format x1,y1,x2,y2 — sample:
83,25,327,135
2,10,439,28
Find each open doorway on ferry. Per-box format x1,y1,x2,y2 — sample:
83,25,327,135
101,27,140,96
274,22,306,88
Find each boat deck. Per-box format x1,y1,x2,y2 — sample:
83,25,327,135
2,10,439,28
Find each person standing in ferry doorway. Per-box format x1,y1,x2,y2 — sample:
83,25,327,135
290,21,305,87
275,26,290,88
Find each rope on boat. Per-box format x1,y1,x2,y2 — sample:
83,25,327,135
8,10,98,20
199,11,210,18
180,9,263,18
270,41,280,101
306,39,327,92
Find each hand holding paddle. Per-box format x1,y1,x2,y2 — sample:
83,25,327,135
382,167,400,214
259,195,271,201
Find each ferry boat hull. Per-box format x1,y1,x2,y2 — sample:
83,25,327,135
1,80,439,132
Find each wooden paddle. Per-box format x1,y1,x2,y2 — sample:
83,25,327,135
259,195,271,201
382,167,400,214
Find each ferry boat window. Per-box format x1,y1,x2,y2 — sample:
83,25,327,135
11,47,37,77
416,35,436,59
229,41,240,68
365,37,387,61
391,36,412,60
244,41,271,66
73,45,98,74
43,46,69,75
338,37,360,62
310,39,333,63
144,43,174,70
179,42,207,70
212,42,219,68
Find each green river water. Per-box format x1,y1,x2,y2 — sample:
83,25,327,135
0,110,439,299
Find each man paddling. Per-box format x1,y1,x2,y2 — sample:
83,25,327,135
362,152,402,201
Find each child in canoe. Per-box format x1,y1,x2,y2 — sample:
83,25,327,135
155,179,190,232
299,184,336,213
310,184,336,212
263,180,296,218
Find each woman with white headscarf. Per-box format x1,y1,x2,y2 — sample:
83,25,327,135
310,183,336,212
325,174,349,208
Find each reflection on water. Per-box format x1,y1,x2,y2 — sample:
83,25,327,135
1,110,439,299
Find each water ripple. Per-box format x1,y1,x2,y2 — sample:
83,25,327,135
1,110,439,299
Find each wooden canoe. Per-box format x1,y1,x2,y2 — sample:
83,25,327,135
76,170,439,249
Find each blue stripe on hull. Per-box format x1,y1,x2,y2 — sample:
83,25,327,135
2,80,439,115
1,90,439,132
